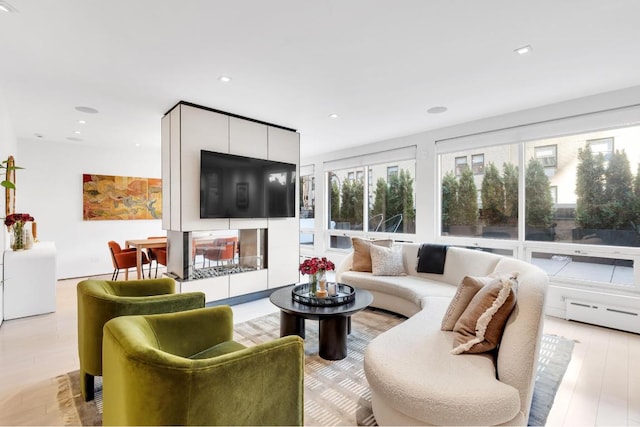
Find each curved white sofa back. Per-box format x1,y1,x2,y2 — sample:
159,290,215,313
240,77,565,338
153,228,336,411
336,243,548,424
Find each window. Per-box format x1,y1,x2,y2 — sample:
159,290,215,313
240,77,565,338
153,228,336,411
328,168,364,233
455,156,467,176
438,122,640,291
368,160,415,234
534,145,557,168
441,144,519,239
588,137,614,161
386,166,398,182
300,172,315,247
325,146,416,249
471,154,485,175
300,175,315,219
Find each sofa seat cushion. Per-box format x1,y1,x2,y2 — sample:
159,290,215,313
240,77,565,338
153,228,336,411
339,271,457,308
364,297,521,426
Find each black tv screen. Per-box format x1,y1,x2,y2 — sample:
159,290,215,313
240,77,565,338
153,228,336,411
200,150,297,218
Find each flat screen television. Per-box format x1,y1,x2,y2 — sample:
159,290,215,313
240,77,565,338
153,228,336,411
200,150,297,218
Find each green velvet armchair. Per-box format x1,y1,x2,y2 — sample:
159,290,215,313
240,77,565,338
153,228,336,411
77,278,205,401
102,306,305,426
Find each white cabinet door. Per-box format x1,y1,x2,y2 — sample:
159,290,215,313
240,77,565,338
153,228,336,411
229,118,268,159
267,218,300,288
268,127,299,164
180,104,229,231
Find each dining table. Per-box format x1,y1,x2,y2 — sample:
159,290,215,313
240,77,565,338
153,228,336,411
125,237,167,280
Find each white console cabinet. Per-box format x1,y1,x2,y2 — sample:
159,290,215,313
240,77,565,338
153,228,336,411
3,241,57,320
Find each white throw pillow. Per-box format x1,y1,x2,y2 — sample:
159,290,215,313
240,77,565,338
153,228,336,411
370,244,406,276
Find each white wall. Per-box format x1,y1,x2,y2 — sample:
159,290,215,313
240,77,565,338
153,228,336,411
17,140,164,279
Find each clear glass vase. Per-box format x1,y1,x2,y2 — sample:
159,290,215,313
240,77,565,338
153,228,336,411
11,223,26,251
308,272,319,295
307,270,327,297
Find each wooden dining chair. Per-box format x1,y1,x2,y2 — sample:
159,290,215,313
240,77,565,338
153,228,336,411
108,241,151,280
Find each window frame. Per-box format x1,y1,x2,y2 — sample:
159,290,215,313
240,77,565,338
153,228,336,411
471,153,485,175
455,156,467,176
325,154,417,251
534,144,558,168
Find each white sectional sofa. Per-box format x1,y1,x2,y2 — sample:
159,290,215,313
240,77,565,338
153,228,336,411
336,243,548,426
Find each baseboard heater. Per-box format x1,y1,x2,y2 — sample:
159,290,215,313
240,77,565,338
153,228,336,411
565,298,640,334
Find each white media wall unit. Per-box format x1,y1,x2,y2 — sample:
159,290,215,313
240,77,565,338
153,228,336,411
161,101,300,303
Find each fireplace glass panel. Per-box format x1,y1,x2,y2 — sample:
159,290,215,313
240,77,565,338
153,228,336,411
185,229,266,280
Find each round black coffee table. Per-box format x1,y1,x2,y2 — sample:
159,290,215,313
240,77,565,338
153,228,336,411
269,284,373,360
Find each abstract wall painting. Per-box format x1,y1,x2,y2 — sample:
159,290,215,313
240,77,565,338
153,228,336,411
82,174,162,220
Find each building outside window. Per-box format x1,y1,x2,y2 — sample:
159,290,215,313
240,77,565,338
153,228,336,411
471,154,485,175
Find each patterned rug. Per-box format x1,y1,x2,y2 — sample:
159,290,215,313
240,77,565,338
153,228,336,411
57,308,573,426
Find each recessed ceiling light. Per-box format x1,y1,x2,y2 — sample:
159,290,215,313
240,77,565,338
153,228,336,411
328,113,339,119
78,120,87,125
135,143,141,147
0,1,18,12
219,76,232,83
427,106,448,114
74,130,81,135
514,45,533,55
75,106,99,114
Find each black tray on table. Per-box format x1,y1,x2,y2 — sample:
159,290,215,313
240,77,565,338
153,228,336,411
291,282,355,307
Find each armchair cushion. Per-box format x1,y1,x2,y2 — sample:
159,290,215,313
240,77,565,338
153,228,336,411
189,341,247,360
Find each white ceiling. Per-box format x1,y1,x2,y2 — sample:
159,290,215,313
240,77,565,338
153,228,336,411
1,1,640,158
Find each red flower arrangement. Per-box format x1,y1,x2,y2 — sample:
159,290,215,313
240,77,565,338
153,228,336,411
299,257,335,276
5,213,35,250
4,213,34,228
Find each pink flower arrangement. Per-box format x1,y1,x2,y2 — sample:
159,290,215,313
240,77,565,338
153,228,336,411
299,257,335,276
4,213,34,228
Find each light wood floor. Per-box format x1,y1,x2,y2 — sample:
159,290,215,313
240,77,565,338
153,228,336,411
0,276,638,426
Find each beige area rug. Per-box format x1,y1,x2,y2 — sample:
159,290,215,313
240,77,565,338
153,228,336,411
57,309,573,426
57,308,404,426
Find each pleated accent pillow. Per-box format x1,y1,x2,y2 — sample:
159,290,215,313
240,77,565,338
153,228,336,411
451,273,518,355
351,237,393,272
370,244,406,276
